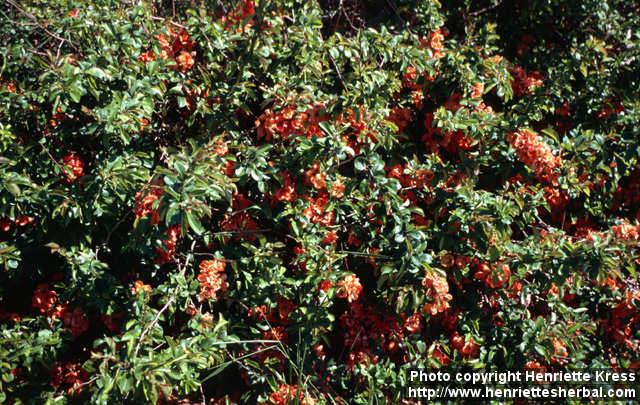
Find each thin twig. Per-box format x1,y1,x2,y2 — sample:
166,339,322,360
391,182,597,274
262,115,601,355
468,1,503,16
150,15,187,29
133,240,196,358
6,0,80,53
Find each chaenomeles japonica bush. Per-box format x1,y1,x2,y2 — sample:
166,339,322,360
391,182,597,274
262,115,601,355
0,0,639,403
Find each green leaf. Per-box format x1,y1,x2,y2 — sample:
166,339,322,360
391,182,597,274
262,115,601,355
185,211,205,235
86,67,112,81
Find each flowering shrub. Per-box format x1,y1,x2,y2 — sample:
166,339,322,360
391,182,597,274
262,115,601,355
1,0,640,403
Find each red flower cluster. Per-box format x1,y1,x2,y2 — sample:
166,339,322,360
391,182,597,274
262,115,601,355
420,28,445,58
131,280,152,295
304,162,327,190
50,362,88,395
32,284,58,315
470,82,484,98
385,163,433,216
220,193,259,241
273,170,298,202
329,177,345,199
139,28,196,72
62,307,90,337
61,153,85,183
155,224,181,264
134,180,164,225
403,312,423,334
596,99,624,119
221,0,256,32
197,259,229,301
473,263,511,289
339,301,405,369
386,164,433,190
302,193,335,226
422,112,473,155
0,216,34,233
450,331,480,359
386,106,413,133
44,108,69,135
543,186,570,212
422,272,452,315
401,66,433,107
336,274,363,303
336,107,379,154
551,337,569,365
510,66,543,97
32,285,89,337
611,220,640,240
248,298,297,367
507,129,562,184
430,345,451,365
604,290,640,349
265,384,316,405
256,102,326,141
613,169,640,220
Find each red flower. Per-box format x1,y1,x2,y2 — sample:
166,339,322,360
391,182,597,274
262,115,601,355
63,307,89,337
15,216,34,227
510,66,544,97
451,331,480,359
612,220,640,240
131,280,152,295
221,0,256,32
197,259,229,301
524,360,547,373
386,106,413,133
155,225,181,265
555,102,570,117
336,274,363,303
32,284,57,314
273,171,298,202
50,362,88,394
444,92,462,112
138,50,155,63
318,279,333,293
474,263,511,289
0,217,11,232
404,313,422,334
302,193,335,226
61,153,85,183
256,102,326,141
507,129,562,184
175,51,195,72
134,180,164,225
220,194,259,241
329,177,345,199
430,345,451,365
422,272,452,315
321,229,338,245
265,384,316,405
544,186,569,212
263,326,288,343
551,338,568,365
421,29,445,58
347,231,361,248
470,82,484,98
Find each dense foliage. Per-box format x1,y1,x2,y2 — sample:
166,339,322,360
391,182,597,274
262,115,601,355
1,0,639,403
